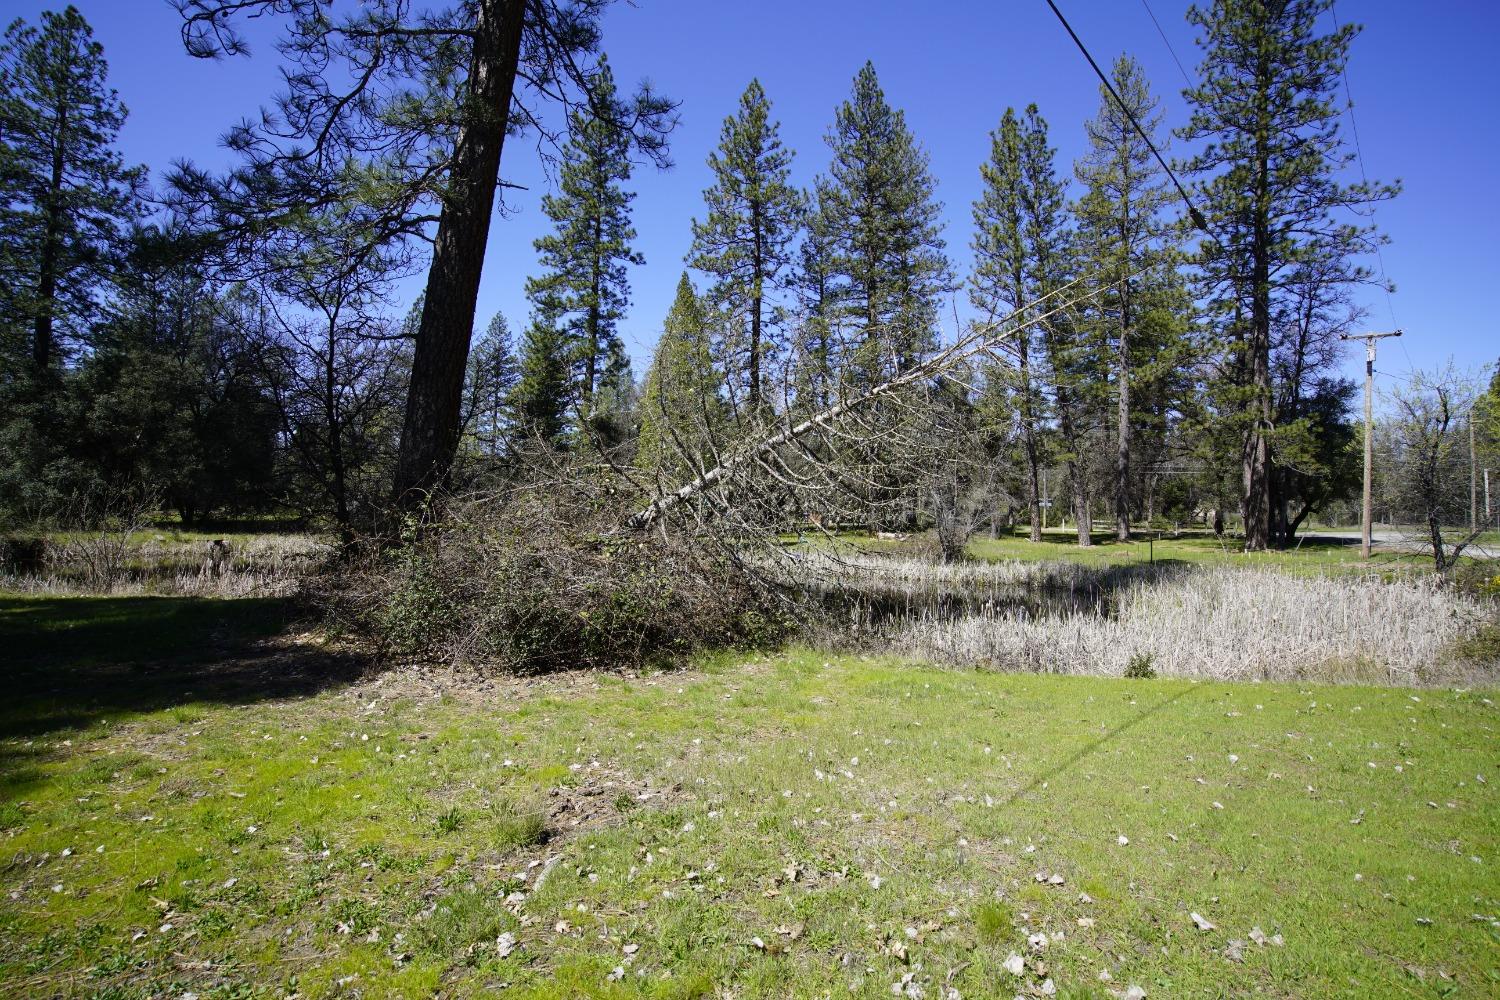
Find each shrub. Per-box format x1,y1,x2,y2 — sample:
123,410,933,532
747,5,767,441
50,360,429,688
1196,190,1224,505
1123,652,1157,679
322,477,795,672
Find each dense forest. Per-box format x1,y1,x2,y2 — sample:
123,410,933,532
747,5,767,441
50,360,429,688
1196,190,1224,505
1,0,1494,562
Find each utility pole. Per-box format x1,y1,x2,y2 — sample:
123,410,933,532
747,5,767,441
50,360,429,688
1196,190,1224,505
1471,415,1478,532
1340,330,1403,559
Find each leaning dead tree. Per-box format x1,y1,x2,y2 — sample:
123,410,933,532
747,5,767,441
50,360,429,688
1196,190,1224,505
624,272,1110,537
337,270,1141,669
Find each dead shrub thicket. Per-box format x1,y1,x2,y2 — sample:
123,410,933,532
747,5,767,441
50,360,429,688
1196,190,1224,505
321,462,794,672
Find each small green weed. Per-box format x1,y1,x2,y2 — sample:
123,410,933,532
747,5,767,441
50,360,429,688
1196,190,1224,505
434,807,464,835
974,900,1014,942
1123,651,1157,678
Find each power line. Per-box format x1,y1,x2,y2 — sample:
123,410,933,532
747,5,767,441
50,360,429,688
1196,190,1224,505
1329,1,1412,373
1043,0,1208,235
1139,0,1193,88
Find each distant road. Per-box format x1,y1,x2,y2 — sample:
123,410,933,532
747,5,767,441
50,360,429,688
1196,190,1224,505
1304,528,1499,560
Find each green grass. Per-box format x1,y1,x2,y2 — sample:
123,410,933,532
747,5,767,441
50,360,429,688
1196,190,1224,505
967,528,1394,571
801,526,1471,577
0,592,341,739
2,594,1496,998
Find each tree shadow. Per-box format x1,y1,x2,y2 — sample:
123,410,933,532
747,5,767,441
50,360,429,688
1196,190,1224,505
0,594,370,743
1000,681,1202,809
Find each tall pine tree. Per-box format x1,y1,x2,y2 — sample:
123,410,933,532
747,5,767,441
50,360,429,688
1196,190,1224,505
789,177,839,415
971,107,1046,542
688,79,804,418
1018,106,1094,545
524,55,642,428
637,274,724,477
0,6,143,371
1074,55,1177,541
463,311,518,457
509,320,573,448
1180,0,1395,550
817,62,951,384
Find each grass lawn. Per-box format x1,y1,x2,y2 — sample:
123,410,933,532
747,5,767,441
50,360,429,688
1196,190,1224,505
797,527,1478,578
965,530,1406,573
2,593,1496,998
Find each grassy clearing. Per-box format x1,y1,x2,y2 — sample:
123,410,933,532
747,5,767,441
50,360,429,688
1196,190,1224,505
1,530,329,598
2,595,1496,998
804,527,1466,578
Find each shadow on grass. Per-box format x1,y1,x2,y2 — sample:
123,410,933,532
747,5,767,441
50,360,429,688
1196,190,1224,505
147,515,310,535
1002,681,1202,808
0,594,368,742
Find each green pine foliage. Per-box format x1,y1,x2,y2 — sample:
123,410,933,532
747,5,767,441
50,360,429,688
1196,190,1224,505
524,56,643,426
1018,105,1098,544
637,274,724,477
970,106,1056,542
688,79,805,416
788,178,840,416
1180,0,1396,549
1073,55,1186,540
816,62,951,383
509,321,574,449
586,338,639,454
0,7,144,371
463,312,519,458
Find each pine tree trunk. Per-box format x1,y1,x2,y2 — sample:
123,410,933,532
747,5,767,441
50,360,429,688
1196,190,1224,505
393,0,524,508
33,103,66,371
1053,379,1091,547
1068,457,1091,545
1241,135,1273,551
325,327,353,548
1115,321,1131,542
749,200,763,414
1017,336,1042,543
582,214,603,418
1244,307,1272,551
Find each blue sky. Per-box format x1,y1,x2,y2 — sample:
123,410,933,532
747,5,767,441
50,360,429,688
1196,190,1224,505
5,0,1496,391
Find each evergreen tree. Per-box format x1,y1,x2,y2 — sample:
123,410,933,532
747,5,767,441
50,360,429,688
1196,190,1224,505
525,56,642,426
1018,106,1095,545
586,339,638,454
637,274,724,477
0,6,143,371
817,62,951,382
788,178,839,415
970,107,1046,542
173,2,676,511
463,311,518,457
509,320,574,449
1180,0,1396,550
688,79,804,416
1075,55,1177,541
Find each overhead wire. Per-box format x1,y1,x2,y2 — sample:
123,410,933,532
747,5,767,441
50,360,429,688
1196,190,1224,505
1139,0,1193,88
1043,0,1209,235
1329,1,1413,375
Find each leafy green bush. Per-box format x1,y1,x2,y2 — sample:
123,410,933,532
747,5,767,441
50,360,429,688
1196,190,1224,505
1124,652,1157,679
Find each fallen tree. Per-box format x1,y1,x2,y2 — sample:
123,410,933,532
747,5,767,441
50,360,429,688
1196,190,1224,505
624,271,1113,534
